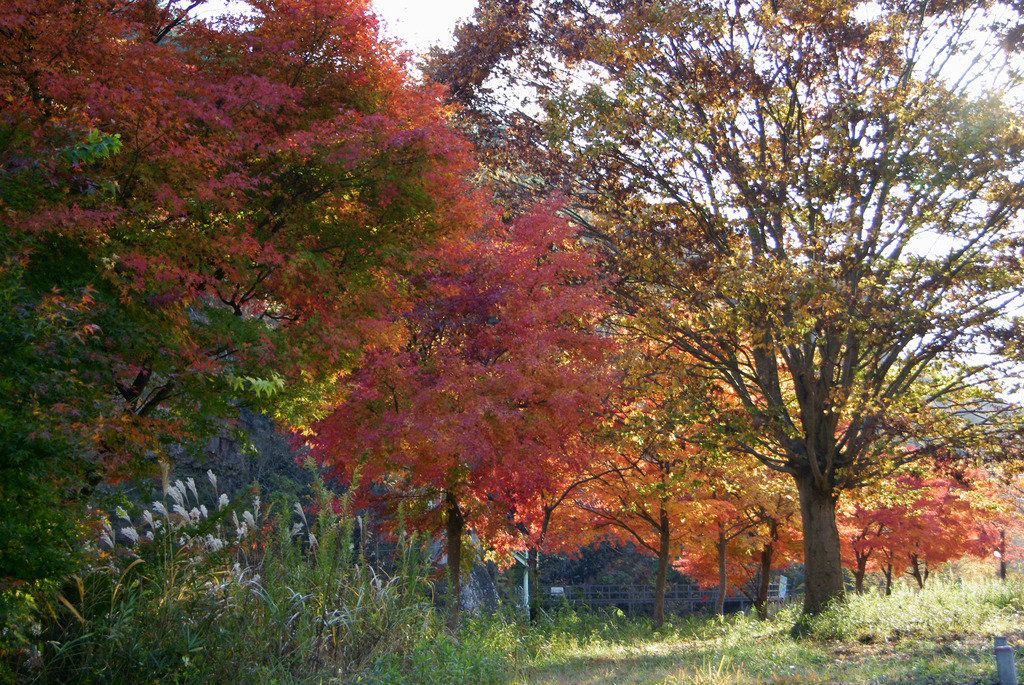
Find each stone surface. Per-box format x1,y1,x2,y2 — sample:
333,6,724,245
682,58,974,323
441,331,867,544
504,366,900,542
460,561,501,615
168,408,312,497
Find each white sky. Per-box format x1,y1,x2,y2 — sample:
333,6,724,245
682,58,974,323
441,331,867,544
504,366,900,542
371,0,477,54
193,1,478,56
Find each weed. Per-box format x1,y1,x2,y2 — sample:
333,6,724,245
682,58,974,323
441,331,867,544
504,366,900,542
1,471,439,684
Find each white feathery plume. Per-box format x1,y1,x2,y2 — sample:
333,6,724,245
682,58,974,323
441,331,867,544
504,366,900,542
167,485,184,508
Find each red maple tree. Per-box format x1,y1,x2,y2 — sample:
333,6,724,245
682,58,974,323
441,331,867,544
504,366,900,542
304,201,614,628
673,463,801,618
0,0,478,581
839,467,997,593
1,0,476,474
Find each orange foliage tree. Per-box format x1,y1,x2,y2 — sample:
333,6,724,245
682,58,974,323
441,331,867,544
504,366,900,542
674,462,801,619
572,347,745,628
839,466,999,594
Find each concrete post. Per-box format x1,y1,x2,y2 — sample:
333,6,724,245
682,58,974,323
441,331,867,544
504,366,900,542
995,636,1018,685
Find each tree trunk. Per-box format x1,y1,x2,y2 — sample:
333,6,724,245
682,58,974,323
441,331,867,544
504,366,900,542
794,473,846,615
715,522,727,616
528,547,540,623
853,551,869,595
755,534,776,620
883,563,893,596
999,529,1007,581
909,554,925,589
445,492,464,631
653,506,670,629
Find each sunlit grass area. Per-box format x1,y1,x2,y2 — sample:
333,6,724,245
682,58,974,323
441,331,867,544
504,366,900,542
516,580,1024,684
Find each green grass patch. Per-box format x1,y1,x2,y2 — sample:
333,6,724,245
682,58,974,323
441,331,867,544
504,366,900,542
513,581,1024,684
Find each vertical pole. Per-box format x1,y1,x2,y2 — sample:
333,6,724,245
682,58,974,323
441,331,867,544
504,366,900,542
1000,530,1008,581
995,636,1018,685
523,559,529,611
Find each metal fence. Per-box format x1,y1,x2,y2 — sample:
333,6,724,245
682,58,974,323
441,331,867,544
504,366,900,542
539,578,788,615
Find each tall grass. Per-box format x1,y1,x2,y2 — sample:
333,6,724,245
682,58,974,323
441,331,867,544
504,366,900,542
0,472,456,684
808,577,1024,642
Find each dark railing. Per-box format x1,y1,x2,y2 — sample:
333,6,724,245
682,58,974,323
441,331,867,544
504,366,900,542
539,580,787,615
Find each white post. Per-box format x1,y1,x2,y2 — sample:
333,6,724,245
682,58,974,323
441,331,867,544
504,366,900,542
512,551,529,611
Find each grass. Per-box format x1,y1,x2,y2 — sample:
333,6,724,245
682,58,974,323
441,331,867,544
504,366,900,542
3,474,1023,684
513,580,1024,684
517,617,1001,683
0,472,445,684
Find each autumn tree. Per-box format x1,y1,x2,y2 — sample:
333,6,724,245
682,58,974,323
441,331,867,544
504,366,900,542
3,0,476,415
571,344,745,628
433,0,1024,614
0,234,110,583
0,123,128,582
972,471,1024,580
305,202,613,630
0,0,475,582
576,423,693,629
508,446,624,623
840,467,997,593
674,463,801,618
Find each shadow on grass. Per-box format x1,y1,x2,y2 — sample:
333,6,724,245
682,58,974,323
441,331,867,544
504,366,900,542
520,635,1001,684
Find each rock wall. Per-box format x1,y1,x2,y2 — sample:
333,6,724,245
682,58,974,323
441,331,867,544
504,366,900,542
168,408,312,497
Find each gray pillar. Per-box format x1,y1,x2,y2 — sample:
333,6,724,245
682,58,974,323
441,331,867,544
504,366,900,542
995,636,1018,685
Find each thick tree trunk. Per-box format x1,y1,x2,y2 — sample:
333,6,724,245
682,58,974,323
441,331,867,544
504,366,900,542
883,563,893,596
445,492,464,631
654,506,670,629
715,522,727,616
795,473,846,615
